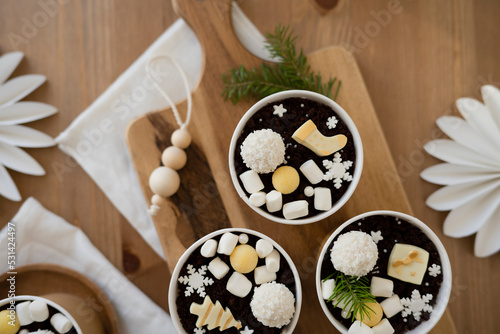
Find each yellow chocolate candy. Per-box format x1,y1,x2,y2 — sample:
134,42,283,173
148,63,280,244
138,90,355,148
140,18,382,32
355,301,383,327
230,245,259,274
272,166,300,194
0,309,20,334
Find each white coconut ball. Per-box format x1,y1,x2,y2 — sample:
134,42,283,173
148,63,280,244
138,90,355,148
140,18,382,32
250,282,295,328
240,129,285,174
330,231,378,277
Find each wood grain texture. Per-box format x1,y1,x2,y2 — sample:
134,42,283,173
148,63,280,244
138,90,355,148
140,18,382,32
0,0,499,333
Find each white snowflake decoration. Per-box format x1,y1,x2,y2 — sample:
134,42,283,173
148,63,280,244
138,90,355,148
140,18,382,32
326,116,338,129
323,152,353,189
240,326,254,334
428,264,441,277
370,230,384,244
178,264,214,297
194,328,206,334
401,289,433,321
273,104,287,117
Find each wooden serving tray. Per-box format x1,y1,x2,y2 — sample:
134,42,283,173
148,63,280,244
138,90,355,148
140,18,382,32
126,0,456,332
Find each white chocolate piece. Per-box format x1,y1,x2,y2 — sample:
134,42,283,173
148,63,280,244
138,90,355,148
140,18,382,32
372,319,395,334
51,313,73,334
292,120,347,156
16,301,33,326
265,190,282,212
265,249,280,273
283,200,309,220
370,276,394,298
208,257,230,280
347,320,375,334
387,244,429,285
161,146,187,170
201,239,218,258
171,129,192,149
239,170,265,194
380,295,404,318
238,233,249,244
304,186,315,197
217,232,239,255
300,160,324,184
254,265,277,285
226,272,252,298
321,279,335,300
249,192,266,207
149,166,180,197
314,187,332,211
256,239,274,258
190,296,242,331
29,300,49,322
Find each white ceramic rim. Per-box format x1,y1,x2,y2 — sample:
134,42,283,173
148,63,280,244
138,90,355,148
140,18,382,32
315,210,452,334
228,90,364,225
168,227,303,334
0,295,83,334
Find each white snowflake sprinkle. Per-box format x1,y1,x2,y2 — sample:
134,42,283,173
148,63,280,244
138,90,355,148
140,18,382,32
425,282,429,286
358,222,362,226
370,230,384,244
178,264,214,297
401,289,433,321
273,104,287,117
194,328,206,334
259,118,262,122
383,249,387,253
301,104,304,107
428,264,441,277
322,153,353,189
326,116,338,129
240,326,254,334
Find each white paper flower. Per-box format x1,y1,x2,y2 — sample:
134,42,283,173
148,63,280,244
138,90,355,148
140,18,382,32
421,85,500,258
0,52,57,201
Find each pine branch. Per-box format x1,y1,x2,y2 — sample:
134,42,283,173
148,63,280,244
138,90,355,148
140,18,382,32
221,24,341,104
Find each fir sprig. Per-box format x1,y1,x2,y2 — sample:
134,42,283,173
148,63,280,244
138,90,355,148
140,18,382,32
323,272,376,323
221,24,341,104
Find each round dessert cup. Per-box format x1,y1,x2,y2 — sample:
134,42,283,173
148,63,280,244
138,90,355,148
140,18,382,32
0,295,86,334
168,227,302,334
229,89,363,225
315,210,452,334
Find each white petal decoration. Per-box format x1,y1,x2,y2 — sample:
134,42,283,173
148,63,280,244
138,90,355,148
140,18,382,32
0,142,45,175
456,98,500,150
0,52,23,85
443,187,500,238
0,102,57,125
474,205,500,257
421,163,500,185
481,85,500,130
0,125,55,148
0,163,21,201
424,139,499,169
0,74,46,107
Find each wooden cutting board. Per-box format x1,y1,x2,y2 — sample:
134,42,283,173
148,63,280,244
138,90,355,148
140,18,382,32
126,0,456,333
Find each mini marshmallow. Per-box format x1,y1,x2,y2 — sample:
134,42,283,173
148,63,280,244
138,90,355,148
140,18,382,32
341,309,351,319
254,265,277,285
239,170,264,194
347,320,375,334
29,299,49,322
370,276,394,298
201,239,218,258
380,295,404,318
256,239,273,258
265,249,280,273
283,200,309,220
249,192,266,207
266,190,282,212
300,160,324,184
321,279,335,300
239,233,249,244
51,313,73,334
16,301,33,326
304,186,314,197
226,272,252,298
372,319,395,334
217,232,239,255
208,257,230,280
314,187,332,211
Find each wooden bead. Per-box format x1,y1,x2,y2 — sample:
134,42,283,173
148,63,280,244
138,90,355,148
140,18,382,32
171,129,192,149
149,166,180,197
161,146,187,170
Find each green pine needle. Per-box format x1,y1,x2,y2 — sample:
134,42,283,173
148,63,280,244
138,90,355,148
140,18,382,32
323,272,376,323
221,24,341,104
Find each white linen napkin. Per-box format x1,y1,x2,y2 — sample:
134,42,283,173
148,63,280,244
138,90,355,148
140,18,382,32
0,197,175,333
55,3,271,258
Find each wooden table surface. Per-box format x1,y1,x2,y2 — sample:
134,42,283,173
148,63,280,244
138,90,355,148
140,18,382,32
0,0,499,333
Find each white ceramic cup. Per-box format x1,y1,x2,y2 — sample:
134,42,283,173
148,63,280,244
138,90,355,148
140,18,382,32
0,295,82,333
168,227,302,334
315,210,452,334
229,90,363,225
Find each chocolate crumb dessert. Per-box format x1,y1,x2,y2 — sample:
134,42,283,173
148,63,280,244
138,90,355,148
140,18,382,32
233,96,358,220
175,231,298,334
319,215,444,333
